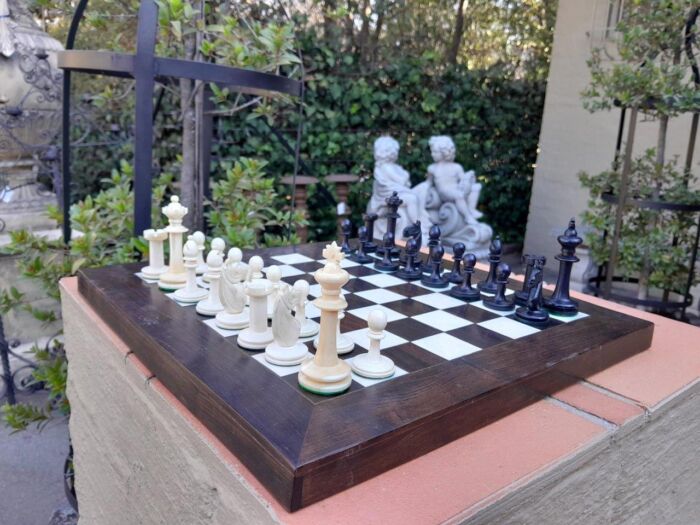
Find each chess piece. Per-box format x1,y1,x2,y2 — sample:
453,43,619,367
265,287,309,366
314,311,354,354
401,220,423,270
396,237,423,280
478,236,502,295
514,254,537,306
363,212,379,253
298,242,352,395
237,278,274,350
226,247,248,278
293,280,319,337
483,262,514,311
350,310,395,379
516,256,549,324
427,224,441,261
265,265,288,318
377,191,401,257
158,196,189,291
173,240,208,303
196,250,225,316
190,231,207,275
445,242,465,284
374,232,399,272
349,226,373,264
203,237,226,283
450,253,481,301
247,255,264,281
544,219,583,315
141,228,168,279
215,257,249,329
340,218,354,253
421,244,448,288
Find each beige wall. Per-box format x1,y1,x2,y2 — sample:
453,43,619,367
525,0,697,269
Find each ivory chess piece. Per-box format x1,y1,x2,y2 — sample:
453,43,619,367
215,257,249,330
173,240,208,303
293,280,319,338
350,309,395,379
203,237,226,283
298,242,352,395
265,287,309,366
141,228,168,279
265,265,288,318
247,255,264,281
196,251,225,316
313,310,354,354
158,196,188,291
237,279,274,350
190,231,207,275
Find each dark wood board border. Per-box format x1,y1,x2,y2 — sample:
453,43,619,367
76,241,654,510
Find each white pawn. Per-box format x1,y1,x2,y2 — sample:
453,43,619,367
203,237,226,283
265,265,288,318
265,287,308,366
141,228,168,279
196,251,225,316
237,279,274,350
350,310,395,379
313,310,354,354
293,280,319,338
215,259,249,330
247,255,264,281
173,240,208,303
190,231,207,275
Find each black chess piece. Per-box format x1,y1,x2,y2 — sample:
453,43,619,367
514,254,537,306
340,218,353,253
421,244,448,288
396,238,423,280
483,262,514,311
377,192,402,257
478,236,502,295
446,242,465,284
427,224,441,262
450,253,481,301
349,226,373,264
374,232,399,272
363,213,379,253
516,256,549,324
544,219,582,316
401,220,423,271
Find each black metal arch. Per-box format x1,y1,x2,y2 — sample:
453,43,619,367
58,0,303,242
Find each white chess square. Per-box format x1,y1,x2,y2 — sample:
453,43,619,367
413,310,472,331
471,300,513,316
305,302,322,319
317,258,360,269
308,284,349,298
414,292,464,310
165,292,196,307
271,253,314,265
479,317,540,339
414,333,481,360
480,288,516,297
354,289,405,305
202,318,240,337
251,353,308,377
347,305,406,323
412,279,447,291
267,264,305,278
343,328,407,350
550,311,589,323
347,364,408,387
359,273,406,288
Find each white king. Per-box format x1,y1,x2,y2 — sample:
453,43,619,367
158,196,189,290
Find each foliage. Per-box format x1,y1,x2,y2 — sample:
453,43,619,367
579,150,700,292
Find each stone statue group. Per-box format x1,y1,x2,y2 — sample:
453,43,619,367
367,135,493,257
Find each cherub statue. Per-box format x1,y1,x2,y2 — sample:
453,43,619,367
427,136,483,224
368,136,420,224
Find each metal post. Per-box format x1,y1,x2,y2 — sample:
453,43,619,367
0,317,16,405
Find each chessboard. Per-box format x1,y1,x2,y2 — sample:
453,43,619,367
77,241,654,511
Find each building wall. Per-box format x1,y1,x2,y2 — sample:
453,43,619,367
524,0,698,304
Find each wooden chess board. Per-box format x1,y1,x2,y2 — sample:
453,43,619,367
77,241,654,511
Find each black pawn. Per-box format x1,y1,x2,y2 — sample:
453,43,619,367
478,236,502,295
427,225,441,261
483,262,514,311
340,218,353,253
421,244,448,289
446,242,465,284
450,253,481,301
374,232,399,272
350,226,373,264
396,238,423,280
363,213,379,253
400,220,423,271
544,219,582,316
516,256,549,324
377,192,402,257
514,254,537,307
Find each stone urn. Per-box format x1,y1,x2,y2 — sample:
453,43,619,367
0,0,63,234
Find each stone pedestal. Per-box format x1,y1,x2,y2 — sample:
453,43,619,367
326,174,359,237
281,175,317,243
